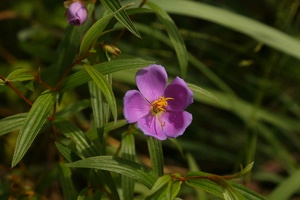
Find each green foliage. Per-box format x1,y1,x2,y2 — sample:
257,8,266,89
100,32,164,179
12,91,58,167
0,0,299,199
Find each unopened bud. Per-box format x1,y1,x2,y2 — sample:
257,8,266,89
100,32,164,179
66,2,87,26
103,44,121,56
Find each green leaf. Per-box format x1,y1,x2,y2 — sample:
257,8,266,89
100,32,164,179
66,156,159,189
231,182,267,200
54,120,98,158
0,113,27,136
58,163,78,200
100,0,140,38
88,81,106,153
220,178,246,200
233,162,254,178
147,175,172,197
5,68,35,82
55,121,120,200
84,64,118,122
146,175,181,200
147,0,300,60
147,1,188,77
121,133,136,200
79,12,115,57
166,180,182,200
12,91,58,167
185,171,267,200
147,137,164,176
55,142,81,163
185,172,223,198
187,83,221,105
60,58,155,92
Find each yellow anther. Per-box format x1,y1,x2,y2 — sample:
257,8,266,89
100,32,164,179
151,96,173,113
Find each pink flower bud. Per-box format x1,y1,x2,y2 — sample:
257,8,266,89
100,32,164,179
67,2,87,26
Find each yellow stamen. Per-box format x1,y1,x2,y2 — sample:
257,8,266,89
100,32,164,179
151,96,173,114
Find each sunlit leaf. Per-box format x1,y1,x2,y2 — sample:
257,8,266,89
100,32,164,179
12,91,58,167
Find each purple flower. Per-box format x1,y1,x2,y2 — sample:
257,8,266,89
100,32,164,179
66,2,87,26
123,65,193,140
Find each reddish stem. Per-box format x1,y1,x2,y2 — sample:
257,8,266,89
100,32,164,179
7,82,33,106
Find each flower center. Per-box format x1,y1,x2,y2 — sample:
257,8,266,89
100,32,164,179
151,96,173,114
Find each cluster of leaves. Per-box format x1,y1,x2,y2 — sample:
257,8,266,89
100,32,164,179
1,0,300,199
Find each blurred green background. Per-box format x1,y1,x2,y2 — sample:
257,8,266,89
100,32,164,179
0,0,300,199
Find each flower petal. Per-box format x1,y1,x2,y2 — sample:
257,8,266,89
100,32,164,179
164,77,193,111
123,90,151,123
159,111,192,138
137,114,167,140
67,2,87,25
136,65,167,103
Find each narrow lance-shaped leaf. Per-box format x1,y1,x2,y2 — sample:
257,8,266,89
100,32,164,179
84,64,118,122
54,120,98,158
100,0,140,38
66,156,159,189
185,171,267,200
60,59,155,92
88,81,105,153
55,121,120,200
79,3,136,57
12,91,58,167
6,68,35,82
147,1,188,77
147,136,164,176
79,13,114,57
147,174,172,197
166,179,182,200
0,113,27,136
121,133,136,200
